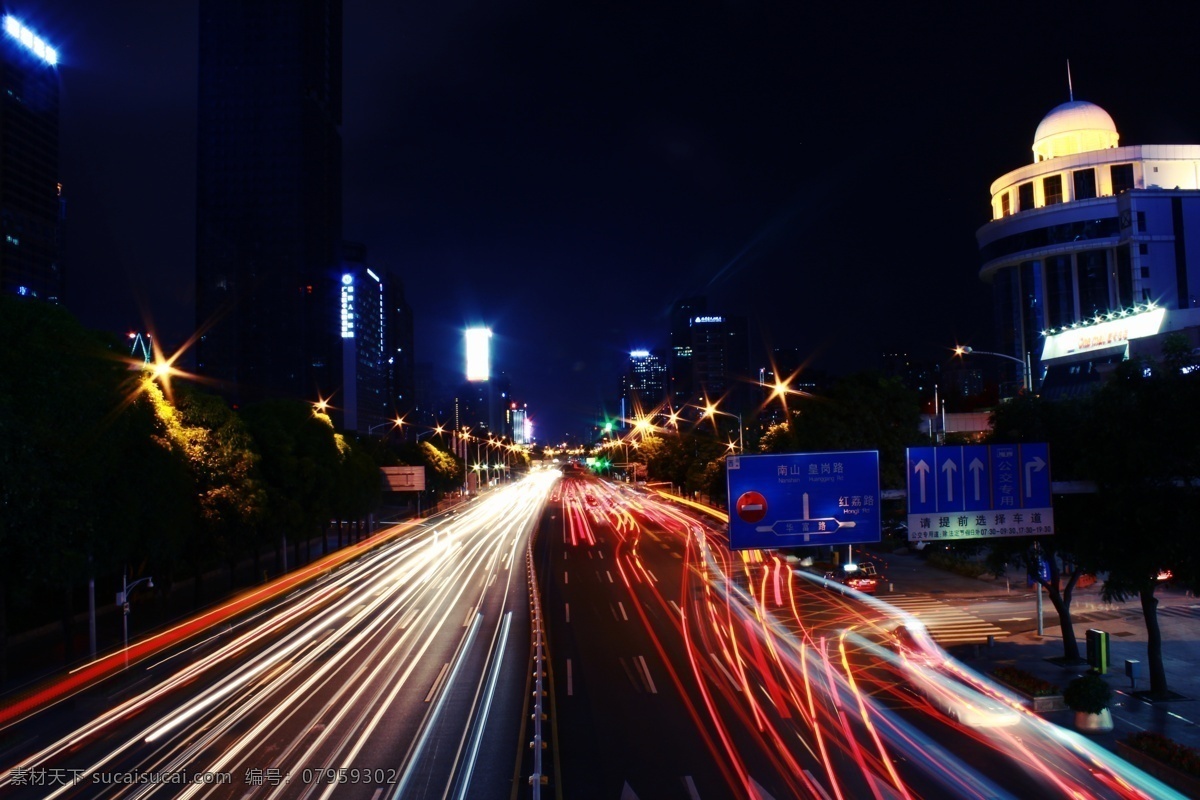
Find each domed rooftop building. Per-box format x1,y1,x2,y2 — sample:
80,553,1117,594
975,96,1200,398
1032,100,1120,162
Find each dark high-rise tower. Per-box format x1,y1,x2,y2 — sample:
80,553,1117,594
0,13,62,304
195,0,343,409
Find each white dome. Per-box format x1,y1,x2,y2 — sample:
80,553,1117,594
1032,100,1119,162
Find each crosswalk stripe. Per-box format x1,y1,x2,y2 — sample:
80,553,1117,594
882,596,1007,644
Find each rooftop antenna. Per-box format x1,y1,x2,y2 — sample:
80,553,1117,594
1067,59,1074,102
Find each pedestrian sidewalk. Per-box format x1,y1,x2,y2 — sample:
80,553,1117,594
875,548,1200,768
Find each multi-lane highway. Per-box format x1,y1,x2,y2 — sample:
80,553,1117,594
1,470,558,799
538,474,1186,800
2,469,1186,800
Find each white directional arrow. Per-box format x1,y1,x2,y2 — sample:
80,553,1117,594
969,457,985,501
914,459,930,503
941,458,958,502
1025,456,1046,497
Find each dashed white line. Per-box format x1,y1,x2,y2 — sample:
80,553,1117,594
567,658,574,696
618,601,628,620
710,652,742,692
425,662,451,702
637,655,658,694
565,603,570,623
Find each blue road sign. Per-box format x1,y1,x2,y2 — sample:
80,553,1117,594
726,451,881,551
906,444,1054,542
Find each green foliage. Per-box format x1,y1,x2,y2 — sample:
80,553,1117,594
1063,671,1112,714
240,400,342,540
637,432,726,495
759,372,921,488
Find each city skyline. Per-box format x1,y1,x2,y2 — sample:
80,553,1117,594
28,0,1200,438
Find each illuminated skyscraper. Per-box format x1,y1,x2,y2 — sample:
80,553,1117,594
195,0,343,410
624,349,667,410
336,242,413,433
0,13,63,304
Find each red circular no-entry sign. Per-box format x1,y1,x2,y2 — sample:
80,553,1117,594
736,491,768,524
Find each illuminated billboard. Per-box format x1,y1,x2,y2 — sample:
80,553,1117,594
465,327,492,382
1040,305,1165,362
3,16,57,66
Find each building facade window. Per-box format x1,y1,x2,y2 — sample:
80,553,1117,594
1045,255,1074,329
1018,182,1034,212
1073,168,1097,200
1137,211,1147,232
1043,175,1063,205
1116,246,1133,308
1111,163,1134,194
1077,250,1110,316
1001,192,1011,217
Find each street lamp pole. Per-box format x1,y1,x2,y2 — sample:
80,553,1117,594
120,570,153,668
367,416,405,437
699,403,744,454
954,346,1033,393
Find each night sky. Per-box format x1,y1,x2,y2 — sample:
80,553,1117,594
27,0,1200,440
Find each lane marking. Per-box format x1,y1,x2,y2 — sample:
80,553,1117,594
397,607,419,629
637,655,658,694
567,658,574,696
710,652,742,692
607,570,614,584
564,571,569,584
463,609,474,627
618,601,628,621
425,662,451,702
670,600,683,619
683,776,701,800
565,603,570,623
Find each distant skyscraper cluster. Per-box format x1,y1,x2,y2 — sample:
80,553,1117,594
0,12,63,304
616,296,750,429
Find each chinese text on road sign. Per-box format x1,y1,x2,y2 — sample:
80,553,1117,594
905,444,1053,541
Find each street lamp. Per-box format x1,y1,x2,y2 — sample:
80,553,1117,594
119,571,153,667
416,424,446,442
698,401,744,454
367,416,405,436
954,346,1033,393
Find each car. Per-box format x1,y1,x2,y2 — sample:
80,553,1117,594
824,564,878,595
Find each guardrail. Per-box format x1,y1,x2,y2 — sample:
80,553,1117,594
526,540,548,796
